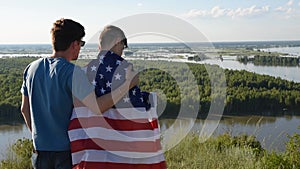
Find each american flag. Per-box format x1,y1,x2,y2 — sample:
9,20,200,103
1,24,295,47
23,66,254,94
86,51,151,110
68,93,167,169
68,51,166,168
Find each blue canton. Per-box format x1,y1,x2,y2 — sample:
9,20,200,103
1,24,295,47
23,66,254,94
86,51,150,110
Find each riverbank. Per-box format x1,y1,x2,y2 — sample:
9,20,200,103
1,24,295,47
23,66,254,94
2,114,299,161
1,131,299,169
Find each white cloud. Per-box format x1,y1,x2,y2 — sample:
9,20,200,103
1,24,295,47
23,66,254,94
275,6,293,14
183,9,208,18
275,6,286,12
274,6,298,19
211,6,227,18
137,3,143,7
287,0,293,6
183,5,269,19
230,5,269,17
286,8,293,14
299,1,300,6
274,0,297,19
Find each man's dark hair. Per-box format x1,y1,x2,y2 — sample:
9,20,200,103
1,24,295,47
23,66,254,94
51,18,85,51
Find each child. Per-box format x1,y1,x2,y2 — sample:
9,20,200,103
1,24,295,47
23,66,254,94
68,25,167,169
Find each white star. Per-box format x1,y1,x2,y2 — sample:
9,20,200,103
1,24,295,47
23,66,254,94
114,73,122,80
99,55,105,60
106,81,112,88
106,65,113,72
140,97,144,102
91,80,97,86
116,60,122,65
91,65,97,72
100,87,106,94
123,96,130,103
99,55,104,64
132,89,136,96
99,74,104,79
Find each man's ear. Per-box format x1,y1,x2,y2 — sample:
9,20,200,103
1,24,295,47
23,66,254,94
71,41,77,49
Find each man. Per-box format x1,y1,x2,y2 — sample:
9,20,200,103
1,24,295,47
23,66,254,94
20,18,138,169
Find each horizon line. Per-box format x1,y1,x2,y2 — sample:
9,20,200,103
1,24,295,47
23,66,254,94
1,39,300,45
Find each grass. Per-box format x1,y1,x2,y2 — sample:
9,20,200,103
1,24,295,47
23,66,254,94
165,133,263,169
165,130,300,169
1,131,300,169
0,138,33,169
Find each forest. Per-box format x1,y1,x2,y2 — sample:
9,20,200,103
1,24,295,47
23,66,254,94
237,55,300,66
0,57,37,124
1,57,300,120
133,60,300,117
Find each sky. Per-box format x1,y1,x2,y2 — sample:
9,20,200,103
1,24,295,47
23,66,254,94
0,0,300,44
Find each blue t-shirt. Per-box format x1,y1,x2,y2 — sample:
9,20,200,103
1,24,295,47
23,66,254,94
21,57,94,151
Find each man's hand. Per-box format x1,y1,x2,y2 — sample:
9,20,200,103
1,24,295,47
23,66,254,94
80,64,141,114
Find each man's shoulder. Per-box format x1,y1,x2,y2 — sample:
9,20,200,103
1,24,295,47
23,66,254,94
48,58,76,73
28,57,44,65
23,58,44,71
26,57,76,73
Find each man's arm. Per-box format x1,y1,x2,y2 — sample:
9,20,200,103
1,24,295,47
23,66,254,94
21,95,32,132
77,65,139,114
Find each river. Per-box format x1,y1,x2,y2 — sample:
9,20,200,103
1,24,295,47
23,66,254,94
0,124,31,160
1,115,300,160
160,115,300,152
203,57,300,82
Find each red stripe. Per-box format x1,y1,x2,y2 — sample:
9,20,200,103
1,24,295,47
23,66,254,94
72,161,167,169
71,138,162,153
68,117,158,131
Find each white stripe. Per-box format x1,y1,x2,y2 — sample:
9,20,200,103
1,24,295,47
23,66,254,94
68,127,161,142
150,92,157,107
72,149,165,165
71,93,158,120
71,107,158,120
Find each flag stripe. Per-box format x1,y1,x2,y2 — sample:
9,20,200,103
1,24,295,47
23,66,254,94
68,127,161,142
72,149,165,164
70,107,158,120
68,93,166,168
69,117,158,131
71,138,162,153
73,161,167,169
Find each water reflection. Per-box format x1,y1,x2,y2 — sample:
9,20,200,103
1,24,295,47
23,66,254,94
220,115,276,126
160,118,195,151
0,124,31,161
0,124,24,133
